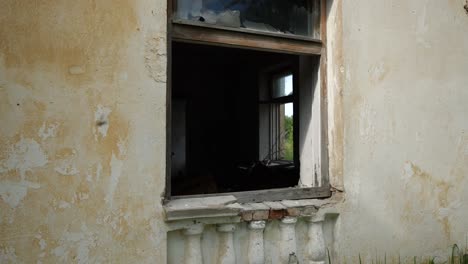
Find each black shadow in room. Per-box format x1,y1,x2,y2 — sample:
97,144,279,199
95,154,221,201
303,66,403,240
171,42,303,195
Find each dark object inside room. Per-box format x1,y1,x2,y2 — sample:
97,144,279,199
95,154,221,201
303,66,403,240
171,42,300,195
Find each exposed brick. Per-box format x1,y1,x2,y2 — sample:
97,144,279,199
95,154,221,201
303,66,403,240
241,211,253,221
269,209,287,219
286,207,301,217
252,210,269,220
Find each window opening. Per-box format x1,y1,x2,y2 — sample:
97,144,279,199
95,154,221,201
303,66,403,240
171,42,301,195
167,0,330,201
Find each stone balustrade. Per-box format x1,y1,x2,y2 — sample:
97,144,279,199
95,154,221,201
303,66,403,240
306,214,327,264
247,220,266,264
279,217,298,264
165,196,338,264
183,224,204,264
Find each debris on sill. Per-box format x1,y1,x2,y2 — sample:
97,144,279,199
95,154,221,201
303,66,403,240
164,195,339,222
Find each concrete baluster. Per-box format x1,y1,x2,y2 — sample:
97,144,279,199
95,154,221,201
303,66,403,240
217,224,236,264
247,220,266,264
279,217,298,264
306,214,326,264
183,224,204,264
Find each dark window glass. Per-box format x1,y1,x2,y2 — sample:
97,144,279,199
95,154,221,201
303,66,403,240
174,0,320,38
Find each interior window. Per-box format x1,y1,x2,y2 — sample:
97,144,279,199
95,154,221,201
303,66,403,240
264,73,294,162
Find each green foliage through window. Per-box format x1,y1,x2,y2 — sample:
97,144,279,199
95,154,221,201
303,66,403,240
284,116,294,160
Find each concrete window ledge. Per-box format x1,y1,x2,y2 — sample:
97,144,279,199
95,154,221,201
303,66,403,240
163,194,340,223
164,195,242,222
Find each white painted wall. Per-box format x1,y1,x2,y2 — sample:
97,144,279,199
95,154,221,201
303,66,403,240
327,0,468,261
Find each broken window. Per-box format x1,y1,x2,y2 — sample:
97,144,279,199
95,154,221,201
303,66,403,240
173,0,321,39
167,0,329,202
171,43,300,195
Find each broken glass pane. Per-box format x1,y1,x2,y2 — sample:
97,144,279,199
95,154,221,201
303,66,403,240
174,0,320,38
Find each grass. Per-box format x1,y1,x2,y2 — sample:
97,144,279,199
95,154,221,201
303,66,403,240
326,244,468,264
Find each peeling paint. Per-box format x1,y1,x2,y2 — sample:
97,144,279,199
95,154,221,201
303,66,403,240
117,138,127,157
38,122,59,141
0,247,18,263
76,192,89,201
0,138,48,179
58,200,71,209
99,208,130,236
52,224,97,264
86,163,103,183
0,180,40,208
54,161,79,176
145,36,167,83
35,235,47,251
104,153,123,206
54,148,79,176
0,0,166,262
0,0,465,262
94,105,111,140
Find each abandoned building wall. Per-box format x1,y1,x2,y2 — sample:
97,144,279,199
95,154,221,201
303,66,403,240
328,0,468,261
2,0,468,262
0,0,169,262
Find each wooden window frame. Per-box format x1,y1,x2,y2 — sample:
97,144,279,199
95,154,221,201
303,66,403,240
165,0,330,203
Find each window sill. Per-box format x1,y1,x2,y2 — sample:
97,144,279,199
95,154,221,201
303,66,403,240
163,187,337,222
169,186,331,204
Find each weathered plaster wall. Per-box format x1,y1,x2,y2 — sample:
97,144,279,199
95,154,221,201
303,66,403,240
2,0,468,262
0,0,168,262
329,0,468,261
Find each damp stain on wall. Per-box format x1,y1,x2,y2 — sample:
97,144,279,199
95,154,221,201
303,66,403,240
401,162,461,241
0,0,168,262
